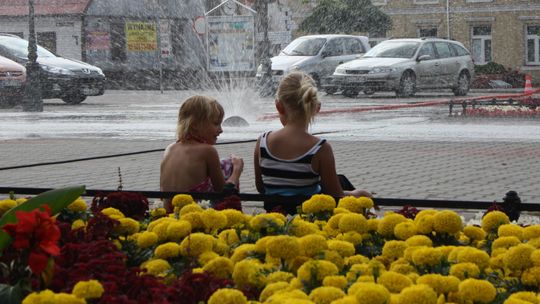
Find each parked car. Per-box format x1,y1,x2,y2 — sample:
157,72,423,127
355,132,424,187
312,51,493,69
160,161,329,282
0,54,26,107
256,34,370,96
0,33,105,104
326,37,474,97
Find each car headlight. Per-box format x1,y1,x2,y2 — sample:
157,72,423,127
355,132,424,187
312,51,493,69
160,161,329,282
96,67,105,76
41,65,74,75
369,67,396,74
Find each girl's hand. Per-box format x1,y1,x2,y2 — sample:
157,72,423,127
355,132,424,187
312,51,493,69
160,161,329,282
230,154,244,172
345,189,373,198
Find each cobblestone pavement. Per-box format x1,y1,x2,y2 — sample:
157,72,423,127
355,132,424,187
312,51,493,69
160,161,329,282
1,137,539,214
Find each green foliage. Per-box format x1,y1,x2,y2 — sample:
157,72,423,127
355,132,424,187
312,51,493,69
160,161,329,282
0,186,85,253
300,0,392,34
474,62,508,75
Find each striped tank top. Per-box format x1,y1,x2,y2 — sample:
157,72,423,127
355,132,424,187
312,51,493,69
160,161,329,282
259,131,326,196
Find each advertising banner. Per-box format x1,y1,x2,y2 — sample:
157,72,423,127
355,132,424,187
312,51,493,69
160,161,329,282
125,22,157,52
206,15,255,72
86,31,110,50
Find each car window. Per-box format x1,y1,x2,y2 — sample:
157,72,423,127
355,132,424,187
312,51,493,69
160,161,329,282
324,38,345,56
450,43,470,56
0,36,56,59
363,41,420,58
345,38,364,55
417,42,436,59
282,37,326,56
434,42,452,58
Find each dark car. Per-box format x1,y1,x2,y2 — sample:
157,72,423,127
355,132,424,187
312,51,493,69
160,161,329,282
0,34,105,104
0,54,26,107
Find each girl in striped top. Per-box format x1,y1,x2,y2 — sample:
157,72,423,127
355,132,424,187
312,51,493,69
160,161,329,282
254,71,372,214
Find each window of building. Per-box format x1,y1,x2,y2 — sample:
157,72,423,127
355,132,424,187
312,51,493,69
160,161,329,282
110,22,126,62
526,25,540,65
418,27,438,38
471,25,491,64
37,32,57,54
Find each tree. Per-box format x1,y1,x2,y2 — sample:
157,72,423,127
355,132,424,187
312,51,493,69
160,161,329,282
300,0,392,35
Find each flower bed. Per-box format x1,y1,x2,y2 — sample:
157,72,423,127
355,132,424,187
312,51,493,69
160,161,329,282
1,190,540,304
465,106,540,118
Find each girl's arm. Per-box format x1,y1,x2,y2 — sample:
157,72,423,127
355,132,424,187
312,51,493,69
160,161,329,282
317,142,345,198
207,146,226,192
225,154,243,188
254,138,264,193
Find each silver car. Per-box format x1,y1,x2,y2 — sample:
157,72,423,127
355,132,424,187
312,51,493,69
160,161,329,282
327,38,474,97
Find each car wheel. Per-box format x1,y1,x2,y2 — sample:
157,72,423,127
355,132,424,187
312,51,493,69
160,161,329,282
396,71,416,97
453,72,470,96
363,89,375,95
342,89,359,98
62,94,87,104
325,87,338,95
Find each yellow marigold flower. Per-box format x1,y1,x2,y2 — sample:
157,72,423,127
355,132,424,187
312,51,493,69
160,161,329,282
310,286,346,304
15,197,27,205
150,221,170,243
179,232,215,257
449,262,480,280
389,259,415,275
297,260,339,283
505,291,540,303
322,275,348,289
154,242,181,259
377,271,412,293
208,288,248,304
221,209,247,228
72,279,104,299
492,236,521,251
54,293,86,303
416,274,459,295
377,213,408,238
266,271,294,284
337,213,368,234
171,194,195,209
143,259,171,276
219,228,240,246
198,251,219,265
255,236,272,253
405,235,433,247
382,240,408,261
230,243,257,263
333,207,350,215
345,254,370,266
265,289,310,303
181,212,204,230
367,218,379,232
323,250,345,271
433,210,462,234
531,249,540,266
0,199,17,216
337,196,373,213
503,243,535,271
412,247,443,267
213,239,229,256
179,203,203,216
463,225,486,241
346,261,385,281
289,218,321,237
415,214,435,235
456,247,490,269
481,211,510,233
150,207,167,218
357,197,374,209
137,231,158,248
101,207,124,219
394,221,417,240
166,220,192,242
398,284,438,304
259,281,290,302
528,237,540,248
327,240,355,257
22,290,54,304
354,282,390,304
436,245,456,260
498,224,524,240
521,266,540,287
146,217,174,231
337,231,363,246
330,295,358,304
71,219,86,230
299,234,329,257
116,217,140,235
67,197,87,212
201,208,228,233
302,194,337,214
249,213,285,231
523,225,540,241
203,256,234,279
403,246,425,263
232,259,266,289
458,278,496,304
267,235,301,260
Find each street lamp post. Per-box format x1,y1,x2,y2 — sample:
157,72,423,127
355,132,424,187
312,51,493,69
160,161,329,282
22,0,43,112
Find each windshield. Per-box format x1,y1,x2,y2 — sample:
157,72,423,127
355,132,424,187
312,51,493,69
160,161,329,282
363,41,420,58
281,37,326,56
0,36,57,59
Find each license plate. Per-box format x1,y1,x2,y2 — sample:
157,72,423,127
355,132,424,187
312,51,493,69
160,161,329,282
81,87,99,95
347,76,365,83
0,79,23,87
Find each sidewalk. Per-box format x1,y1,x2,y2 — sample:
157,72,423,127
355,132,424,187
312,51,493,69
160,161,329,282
1,137,539,210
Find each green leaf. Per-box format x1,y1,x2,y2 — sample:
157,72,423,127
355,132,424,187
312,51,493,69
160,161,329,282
0,185,86,253
0,283,23,304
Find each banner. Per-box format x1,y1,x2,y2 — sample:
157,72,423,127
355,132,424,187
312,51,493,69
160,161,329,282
125,22,157,52
86,31,110,50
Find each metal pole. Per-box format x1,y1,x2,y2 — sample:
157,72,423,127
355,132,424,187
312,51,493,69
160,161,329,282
446,0,450,39
22,0,43,112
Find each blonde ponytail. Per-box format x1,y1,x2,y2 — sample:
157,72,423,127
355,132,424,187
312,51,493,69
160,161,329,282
277,71,320,125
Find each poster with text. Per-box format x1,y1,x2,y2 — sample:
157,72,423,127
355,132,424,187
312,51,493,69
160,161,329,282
126,22,157,52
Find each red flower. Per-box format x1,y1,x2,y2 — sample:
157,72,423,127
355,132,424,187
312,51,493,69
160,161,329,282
2,205,60,274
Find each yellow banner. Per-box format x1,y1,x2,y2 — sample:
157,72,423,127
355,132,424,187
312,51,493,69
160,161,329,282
126,22,157,51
